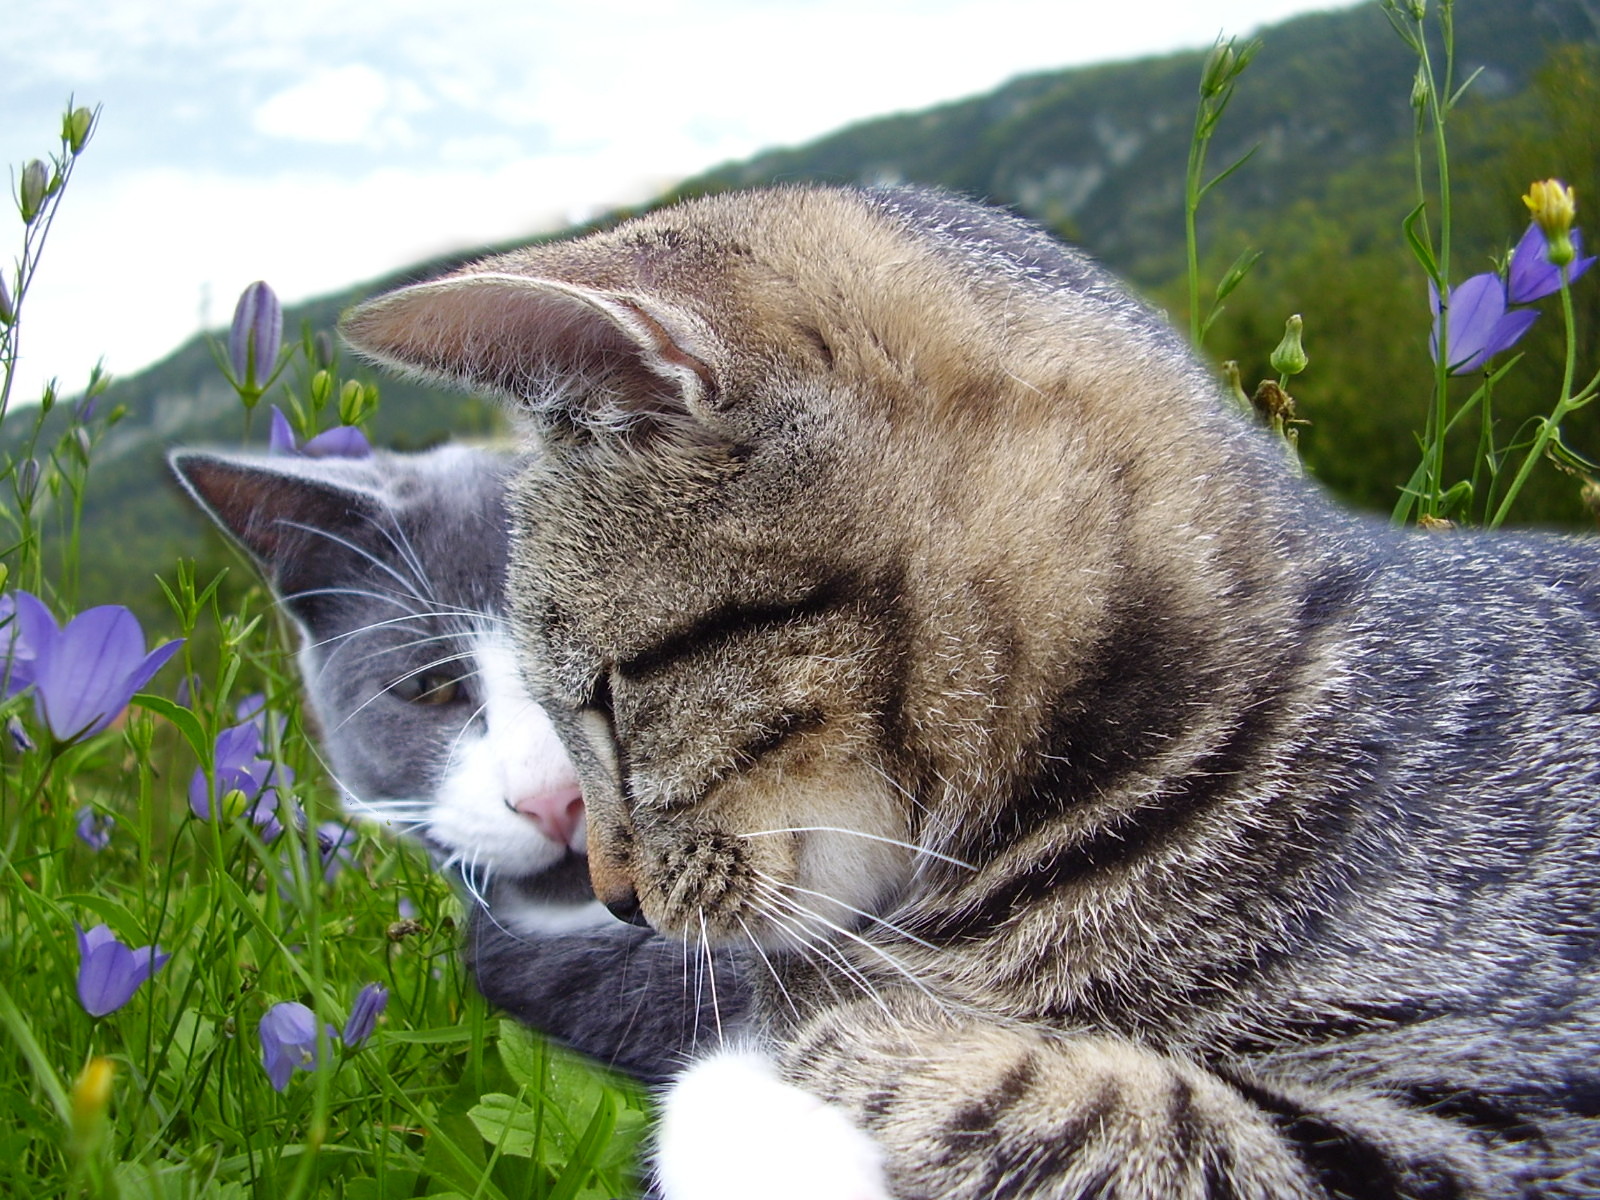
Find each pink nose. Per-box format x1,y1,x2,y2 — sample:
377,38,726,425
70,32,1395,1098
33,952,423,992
512,785,584,847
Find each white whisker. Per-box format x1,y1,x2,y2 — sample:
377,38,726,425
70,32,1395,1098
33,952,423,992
739,826,975,872
277,518,428,601
749,882,903,1026
754,878,944,1012
749,868,943,952
699,909,724,1045
735,913,805,1028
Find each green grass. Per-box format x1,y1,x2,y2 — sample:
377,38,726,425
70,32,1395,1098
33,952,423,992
0,111,648,1200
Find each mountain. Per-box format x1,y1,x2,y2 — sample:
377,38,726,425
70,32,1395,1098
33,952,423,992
9,0,1599,622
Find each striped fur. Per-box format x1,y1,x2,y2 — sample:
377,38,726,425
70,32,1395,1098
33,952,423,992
345,186,1600,1198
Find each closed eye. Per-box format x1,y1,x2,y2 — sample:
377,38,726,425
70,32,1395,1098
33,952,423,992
583,669,615,721
616,578,850,681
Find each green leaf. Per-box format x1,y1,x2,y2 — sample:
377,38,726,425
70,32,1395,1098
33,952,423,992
381,1025,480,1046
1545,427,1600,472
1401,203,1440,285
422,1112,507,1200
129,693,211,767
496,1019,545,1088
467,1092,546,1161
1198,144,1260,200
548,1091,619,1200
1212,247,1263,305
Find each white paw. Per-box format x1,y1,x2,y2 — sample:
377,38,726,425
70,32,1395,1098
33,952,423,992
655,1049,890,1200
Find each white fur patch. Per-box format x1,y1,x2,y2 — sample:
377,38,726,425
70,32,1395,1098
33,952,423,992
655,1050,888,1200
428,629,585,873
496,895,615,936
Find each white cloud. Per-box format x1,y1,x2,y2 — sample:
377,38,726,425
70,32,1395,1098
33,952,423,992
1,0,1362,405
252,64,408,145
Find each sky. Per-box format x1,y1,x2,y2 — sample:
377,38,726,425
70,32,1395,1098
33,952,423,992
3,0,1351,406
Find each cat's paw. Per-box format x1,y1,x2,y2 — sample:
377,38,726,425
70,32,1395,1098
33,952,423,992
655,1049,889,1200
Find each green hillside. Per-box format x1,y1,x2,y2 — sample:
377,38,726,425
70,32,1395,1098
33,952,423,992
11,0,1600,621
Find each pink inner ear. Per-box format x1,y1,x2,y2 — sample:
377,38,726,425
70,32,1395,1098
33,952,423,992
342,275,711,429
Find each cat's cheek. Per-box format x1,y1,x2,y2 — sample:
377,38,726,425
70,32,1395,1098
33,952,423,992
655,1049,889,1200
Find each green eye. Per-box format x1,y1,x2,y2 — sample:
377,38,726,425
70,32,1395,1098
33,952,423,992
390,672,462,706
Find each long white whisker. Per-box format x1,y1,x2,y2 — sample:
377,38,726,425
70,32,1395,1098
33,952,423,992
734,913,804,1028
749,883,902,1025
754,879,943,1010
277,519,427,600
739,826,975,872
364,512,435,606
749,868,943,952
282,586,421,619
699,909,724,1045
305,606,496,653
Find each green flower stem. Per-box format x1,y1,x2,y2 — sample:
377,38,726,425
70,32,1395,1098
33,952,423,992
1417,6,1455,519
1490,273,1583,528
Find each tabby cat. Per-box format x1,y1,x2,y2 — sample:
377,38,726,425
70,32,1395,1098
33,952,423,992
344,186,1600,1199
170,444,744,1081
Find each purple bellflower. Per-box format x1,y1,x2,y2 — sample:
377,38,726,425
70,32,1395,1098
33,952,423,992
230,281,282,392
268,406,372,459
76,806,114,850
1430,275,1540,376
1506,223,1596,304
0,593,36,697
342,983,388,1047
1432,218,1596,376
5,592,183,743
76,924,169,1016
315,821,358,882
259,1001,329,1092
188,718,297,841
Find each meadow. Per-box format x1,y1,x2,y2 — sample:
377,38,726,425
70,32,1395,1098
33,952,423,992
1,3,1595,1196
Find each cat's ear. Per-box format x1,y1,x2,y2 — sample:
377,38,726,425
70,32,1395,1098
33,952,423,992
168,450,380,584
340,274,716,437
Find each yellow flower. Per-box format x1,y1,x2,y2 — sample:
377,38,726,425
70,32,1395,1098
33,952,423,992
69,1057,115,1154
1523,179,1578,266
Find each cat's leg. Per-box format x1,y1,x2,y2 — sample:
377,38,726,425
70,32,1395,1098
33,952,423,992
466,903,750,1084
719,1000,1502,1200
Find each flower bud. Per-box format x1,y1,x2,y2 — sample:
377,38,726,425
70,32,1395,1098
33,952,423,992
0,274,13,327
309,369,334,410
313,331,335,369
1523,179,1578,267
338,380,377,426
16,458,40,505
1201,42,1236,99
1221,360,1251,410
71,427,92,467
19,160,50,224
1410,66,1429,112
1407,0,1426,18
63,107,94,155
229,281,283,396
1269,314,1309,377
221,788,251,822
39,381,56,415
69,1057,115,1155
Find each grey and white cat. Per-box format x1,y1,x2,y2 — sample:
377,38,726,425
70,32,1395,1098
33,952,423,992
346,186,1600,1200
170,443,745,1081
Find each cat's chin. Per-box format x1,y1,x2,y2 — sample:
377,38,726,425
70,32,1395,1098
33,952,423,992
480,853,615,937
499,850,595,904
